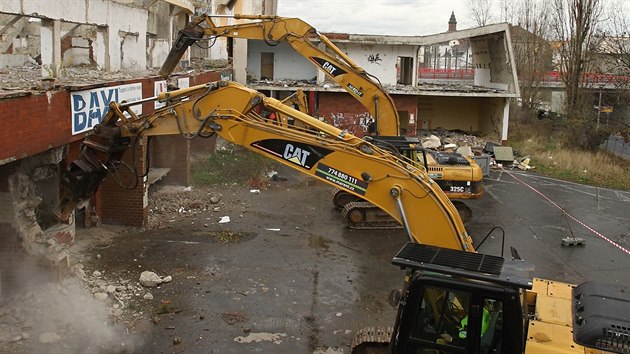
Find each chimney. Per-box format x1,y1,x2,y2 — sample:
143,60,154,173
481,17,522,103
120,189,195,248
448,11,457,32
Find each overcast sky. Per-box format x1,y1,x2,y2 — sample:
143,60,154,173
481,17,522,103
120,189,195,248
276,0,474,36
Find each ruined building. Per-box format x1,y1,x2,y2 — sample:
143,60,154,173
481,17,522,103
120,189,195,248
0,0,274,291
0,2,520,294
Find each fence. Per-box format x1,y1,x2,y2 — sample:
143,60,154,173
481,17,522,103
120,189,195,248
604,135,630,160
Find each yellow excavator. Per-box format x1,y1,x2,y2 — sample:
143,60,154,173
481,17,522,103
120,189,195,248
157,14,483,225
58,79,628,354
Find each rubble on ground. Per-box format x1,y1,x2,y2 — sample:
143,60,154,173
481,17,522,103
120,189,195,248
417,129,536,171
139,271,172,287
147,186,224,228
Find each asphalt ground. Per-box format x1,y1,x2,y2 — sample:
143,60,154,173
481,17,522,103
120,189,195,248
467,168,630,285
11,167,626,354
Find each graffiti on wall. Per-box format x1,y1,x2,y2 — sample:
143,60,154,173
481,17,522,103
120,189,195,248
367,53,382,64
328,112,374,136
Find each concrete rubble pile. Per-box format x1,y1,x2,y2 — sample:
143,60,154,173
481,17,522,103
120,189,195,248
419,130,488,156
0,262,172,351
148,186,223,228
0,65,155,95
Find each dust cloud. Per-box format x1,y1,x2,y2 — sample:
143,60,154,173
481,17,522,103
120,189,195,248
0,258,141,353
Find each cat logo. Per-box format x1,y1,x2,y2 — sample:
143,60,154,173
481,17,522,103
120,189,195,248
322,62,337,76
310,57,347,77
284,144,311,167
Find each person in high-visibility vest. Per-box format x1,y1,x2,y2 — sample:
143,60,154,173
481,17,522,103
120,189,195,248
458,307,490,339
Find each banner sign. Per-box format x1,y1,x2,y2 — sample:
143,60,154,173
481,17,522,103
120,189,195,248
71,83,143,135
154,80,167,110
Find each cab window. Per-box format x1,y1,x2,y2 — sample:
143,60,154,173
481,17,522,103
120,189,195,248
412,288,471,351
479,298,503,354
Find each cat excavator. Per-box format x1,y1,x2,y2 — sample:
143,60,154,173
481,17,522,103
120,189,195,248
157,14,483,225
58,79,628,354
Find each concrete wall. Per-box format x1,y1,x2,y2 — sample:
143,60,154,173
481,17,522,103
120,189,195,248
246,41,316,81
1,0,149,72
335,43,416,86
418,96,482,132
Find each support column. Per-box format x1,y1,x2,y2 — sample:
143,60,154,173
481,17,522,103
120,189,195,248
95,25,110,70
40,19,62,78
233,38,248,84
501,98,510,143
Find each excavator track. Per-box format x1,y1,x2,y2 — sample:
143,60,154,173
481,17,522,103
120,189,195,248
335,189,472,227
350,326,393,354
331,188,363,210
452,200,472,224
342,201,403,230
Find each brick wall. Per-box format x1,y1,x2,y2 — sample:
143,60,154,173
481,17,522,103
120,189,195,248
316,92,418,137
0,91,80,163
151,136,190,185
1,69,224,227
95,137,148,227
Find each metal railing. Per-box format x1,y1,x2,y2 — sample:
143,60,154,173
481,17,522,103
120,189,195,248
417,68,630,85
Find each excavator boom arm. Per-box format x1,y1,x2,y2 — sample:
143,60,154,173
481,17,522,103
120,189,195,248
59,81,473,252
158,15,400,136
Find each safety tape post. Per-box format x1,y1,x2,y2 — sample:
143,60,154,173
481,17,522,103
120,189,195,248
503,169,630,256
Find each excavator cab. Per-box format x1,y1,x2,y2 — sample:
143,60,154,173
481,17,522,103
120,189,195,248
387,243,532,354
352,243,630,354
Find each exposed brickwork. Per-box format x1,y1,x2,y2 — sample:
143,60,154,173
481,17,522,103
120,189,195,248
151,136,190,185
0,90,80,162
1,70,223,227
95,138,148,227
316,92,417,137
189,134,217,156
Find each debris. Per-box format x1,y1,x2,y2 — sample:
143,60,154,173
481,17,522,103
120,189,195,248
94,292,108,301
173,337,182,345
265,228,280,232
106,285,117,293
514,157,535,170
38,332,62,344
493,146,514,162
562,237,586,247
250,189,260,194
483,142,500,155
234,332,286,344
422,135,441,148
456,146,473,157
443,143,457,151
219,216,231,224
139,271,162,287
221,311,248,325
183,186,192,192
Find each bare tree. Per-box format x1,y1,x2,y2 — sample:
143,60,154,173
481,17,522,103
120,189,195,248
602,1,630,77
510,0,554,115
465,0,494,26
551,0,605,119
498,0,519,24
599,0,630,127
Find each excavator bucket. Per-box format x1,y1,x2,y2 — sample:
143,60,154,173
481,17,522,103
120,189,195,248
158,24,205,78
57,124,130,222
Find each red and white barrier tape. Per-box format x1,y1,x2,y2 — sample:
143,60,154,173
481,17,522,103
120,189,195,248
503,169,630,256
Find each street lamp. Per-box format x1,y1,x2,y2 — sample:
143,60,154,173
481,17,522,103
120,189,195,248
596,83,605,130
